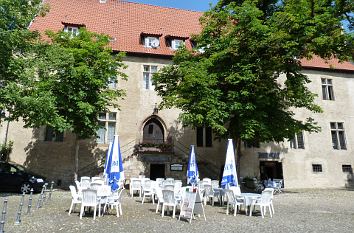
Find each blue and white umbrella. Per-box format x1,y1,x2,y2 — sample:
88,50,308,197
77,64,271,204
187,145,199,185
221,139,238,188
105,135,125,191
103,142,112,183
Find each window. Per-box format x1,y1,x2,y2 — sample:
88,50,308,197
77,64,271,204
196,127,212,147
44,127,64,142
144,37,160,48
330,122,347,150
290,132,305,149
63,26,79,37
143,65,157,90
171,39,184,50
342,165,352,173
312,164,323,173
321,78,334,100
108,77,116,89
97,112,117,144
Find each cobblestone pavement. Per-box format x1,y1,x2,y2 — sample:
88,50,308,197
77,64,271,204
1,189,354,233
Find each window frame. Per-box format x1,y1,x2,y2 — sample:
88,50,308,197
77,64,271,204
97,112,117,144
321,78,335,100
342,164,352,173
144,36,160,48
44,126,64,142
171,39,184,50
142,65,158,90
330,122,347,150
290,131,305,149
312,164,323,173
196,126,212,148
63,25,79,37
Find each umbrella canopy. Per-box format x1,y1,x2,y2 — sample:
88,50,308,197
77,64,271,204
105,135,125,191
103,142,112,181
187,145,199,185
221,139,238,188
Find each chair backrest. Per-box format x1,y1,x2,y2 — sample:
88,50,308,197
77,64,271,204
142,179,152,190
91,177,104,183
80,177,91,189
203,184,213,196
80,176,90,182
69,185,78,198
163,179,174,186
211,180,219,189
260,188,274,204
164,184,174,191
162,189,175,204
166,178,174,181
155,186,164,202
131,179,141,189
225,189,235,203
90,182,103,190
75,180,82,191
229,186,241,196
81,189,98,206
202,178,212,186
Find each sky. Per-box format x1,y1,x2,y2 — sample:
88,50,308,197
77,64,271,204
127,0,219,11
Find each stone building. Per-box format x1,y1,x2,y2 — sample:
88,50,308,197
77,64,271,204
1,0,353,189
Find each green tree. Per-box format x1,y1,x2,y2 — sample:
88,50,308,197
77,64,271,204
0,0,46,95
2,28,126,179
153,0,354,172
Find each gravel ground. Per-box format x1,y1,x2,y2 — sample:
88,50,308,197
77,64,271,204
1,189,354,233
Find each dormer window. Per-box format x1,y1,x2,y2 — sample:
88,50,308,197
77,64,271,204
144,37,160,48
63,25,79,37
171,39,184,50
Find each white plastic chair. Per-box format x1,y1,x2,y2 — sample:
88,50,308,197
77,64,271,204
130,178,142,197
80,189,99,220
155,178,164,187
161,189,178,218
142,180,155,204
75,180,82,196
91,177,104,182
90,182,103,190
155,186,164,213
229,186,246,213
250,188,274,218
203,184,214,205
202,178,212,186
225,189,243,216
211,180,219,189
68,185,81,215
103,188,124,217
80,177,91,189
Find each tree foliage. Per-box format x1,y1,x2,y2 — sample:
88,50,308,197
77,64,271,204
2,28,126,139
153,0,353,155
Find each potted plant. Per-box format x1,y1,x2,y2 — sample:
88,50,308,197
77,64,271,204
0,140,14,161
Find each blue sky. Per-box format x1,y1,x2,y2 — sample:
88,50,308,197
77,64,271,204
128,0,219,11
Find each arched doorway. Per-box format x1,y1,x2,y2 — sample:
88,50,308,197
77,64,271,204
142,118,164,144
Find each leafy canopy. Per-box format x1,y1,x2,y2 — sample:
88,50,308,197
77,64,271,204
2,28,126,139
153,0,353,146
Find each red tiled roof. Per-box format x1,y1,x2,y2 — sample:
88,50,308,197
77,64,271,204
31,0,202,56
31,0,354,72
300,56,354,72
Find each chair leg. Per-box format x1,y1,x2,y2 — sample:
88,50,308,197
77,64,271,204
119,203,123,215
152,195,155,204
68,202,74,215
270,202,275,215
142,195,145,204
79,205,84,219
260,206,264,218
93,206,97,220
172,206,176,218
226,204,229,215
233,204,237,216
156,201,160,213
161,205,165,217
269,205,273,218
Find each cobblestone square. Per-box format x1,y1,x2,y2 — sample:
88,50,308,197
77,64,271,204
2,189,354,233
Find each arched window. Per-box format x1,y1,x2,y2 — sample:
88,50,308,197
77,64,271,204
142,118,164,144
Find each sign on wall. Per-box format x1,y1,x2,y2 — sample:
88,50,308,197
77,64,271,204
170,163,183,171
258,152,280,160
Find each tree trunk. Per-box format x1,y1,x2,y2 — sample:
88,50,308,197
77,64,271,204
74,136,80,181
235,137,242,179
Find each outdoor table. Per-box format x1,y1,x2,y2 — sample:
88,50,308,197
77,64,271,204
240,193,261,216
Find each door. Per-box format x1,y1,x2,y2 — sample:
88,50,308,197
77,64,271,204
150,164,165,180
259,161,283,180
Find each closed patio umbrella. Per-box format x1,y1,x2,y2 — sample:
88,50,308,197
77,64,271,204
221,139,238,188
105,135,125,191
187,145,199,185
